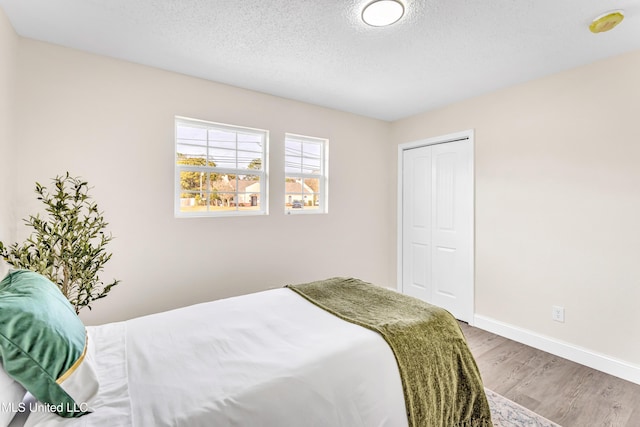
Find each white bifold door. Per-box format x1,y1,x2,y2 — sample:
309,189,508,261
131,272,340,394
400,136,473,322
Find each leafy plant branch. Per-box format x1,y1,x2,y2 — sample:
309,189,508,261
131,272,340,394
0,172,120,313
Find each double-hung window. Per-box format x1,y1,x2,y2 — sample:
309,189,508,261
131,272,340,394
285,134,328,214
175,117,268,217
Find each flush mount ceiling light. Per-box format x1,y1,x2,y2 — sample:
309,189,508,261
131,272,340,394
362,0,405,27
589,10,625,34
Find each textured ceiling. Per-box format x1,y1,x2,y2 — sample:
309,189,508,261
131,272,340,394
1,0,639,121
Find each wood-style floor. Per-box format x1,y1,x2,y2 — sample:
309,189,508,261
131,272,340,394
459,322,640,427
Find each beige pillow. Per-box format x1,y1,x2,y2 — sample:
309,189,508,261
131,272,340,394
0,367,26,427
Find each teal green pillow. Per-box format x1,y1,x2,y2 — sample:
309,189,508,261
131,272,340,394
0,270,98,418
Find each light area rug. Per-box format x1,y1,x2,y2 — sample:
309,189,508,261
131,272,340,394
486,388,561,427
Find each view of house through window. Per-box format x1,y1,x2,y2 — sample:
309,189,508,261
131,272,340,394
285,134,328,213
175,117,268,216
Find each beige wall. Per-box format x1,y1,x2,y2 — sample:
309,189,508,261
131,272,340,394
12,38,393,325
391,50,640,365
4,7,639,374
0,8,17,244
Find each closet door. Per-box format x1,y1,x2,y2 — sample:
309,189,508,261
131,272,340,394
402,145,433,303
401,138,473,321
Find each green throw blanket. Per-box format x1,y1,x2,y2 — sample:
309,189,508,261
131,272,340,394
286,277,493,427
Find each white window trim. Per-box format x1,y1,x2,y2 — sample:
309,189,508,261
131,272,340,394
175,116,269,218
284,133,329,215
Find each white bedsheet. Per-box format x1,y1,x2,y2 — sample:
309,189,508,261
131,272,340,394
25,288,408,427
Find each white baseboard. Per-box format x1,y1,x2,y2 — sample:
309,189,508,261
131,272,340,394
473,315,640,386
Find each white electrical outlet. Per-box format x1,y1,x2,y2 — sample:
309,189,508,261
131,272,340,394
552,306,565,323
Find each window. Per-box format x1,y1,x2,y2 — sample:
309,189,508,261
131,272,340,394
285,134,328,214
175,117,268,217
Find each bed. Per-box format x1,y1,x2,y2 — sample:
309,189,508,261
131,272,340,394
1,272,492,427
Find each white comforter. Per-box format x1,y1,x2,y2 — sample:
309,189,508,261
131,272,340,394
24,288,408,427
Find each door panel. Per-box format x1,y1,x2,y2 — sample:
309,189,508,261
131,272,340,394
401,138,473,321
411,243,429,289
402,147,432,300
435,152,456,231
433,246,456,297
